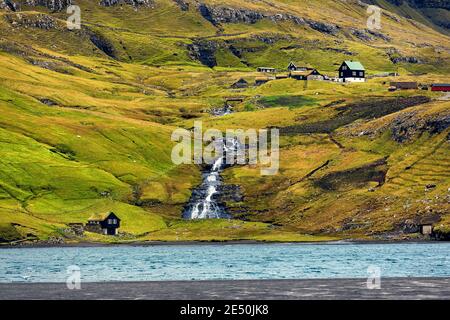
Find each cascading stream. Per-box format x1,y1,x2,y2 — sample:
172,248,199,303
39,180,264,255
183,102,242,220
183,137,236,220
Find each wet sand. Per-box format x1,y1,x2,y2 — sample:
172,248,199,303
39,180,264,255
1,278,449,300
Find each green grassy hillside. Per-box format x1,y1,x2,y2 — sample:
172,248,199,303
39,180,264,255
0,0,448,243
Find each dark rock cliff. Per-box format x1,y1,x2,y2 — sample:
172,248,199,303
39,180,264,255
196,3,340,36
0,0,20,11
0,0,72,11
391,112,450,142
88,31,116,58
187,40,218,67
0,0,154,11
26,0,72,11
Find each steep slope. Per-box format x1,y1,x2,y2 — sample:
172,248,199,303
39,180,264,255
363,0,450,34
0,0,448,72
220,97,449,239
0,0,449,243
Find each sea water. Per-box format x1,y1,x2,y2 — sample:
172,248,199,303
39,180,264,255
0,242,449,282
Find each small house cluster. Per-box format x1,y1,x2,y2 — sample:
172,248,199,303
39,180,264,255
388,82,450,92
229,60,449,94
250,60,366,87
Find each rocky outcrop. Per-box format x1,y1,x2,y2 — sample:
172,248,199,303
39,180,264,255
99,0,154,8
348,96,448,143
397,219,420,233
391,112,450,142
252,33,291,44
5,9,117,59
88,31,116,58
25,0,72,11
386,47,422,64
368,30,392,41
187,40,217,67
39,98,58,105
281,96,432,135
5,12,57,29
0,0,154,11
188,34,293,67
0,0,20,11
197,3,340,35
305,19,339,35
218,184,244,203
349,28,391,42
391,56,422,64
173,0,188,11
198,4,264,25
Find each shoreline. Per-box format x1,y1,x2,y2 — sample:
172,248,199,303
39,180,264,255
1,277,449,300
0,238,441,249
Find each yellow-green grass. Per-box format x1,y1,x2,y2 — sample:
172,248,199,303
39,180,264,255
219,99,449,235
144,219,338,242
2,0,449,73
0,82,196,241
0,0,449,243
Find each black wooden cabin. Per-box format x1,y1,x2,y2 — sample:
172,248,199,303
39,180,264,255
338,61,366,82
86,212,121,235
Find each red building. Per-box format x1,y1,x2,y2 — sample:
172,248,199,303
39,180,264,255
431,84,450,92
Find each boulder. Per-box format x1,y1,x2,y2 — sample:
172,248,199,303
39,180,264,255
25,0,73,11
99,0,154,8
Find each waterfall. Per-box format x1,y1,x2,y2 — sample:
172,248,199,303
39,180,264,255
183,139,233,220
182,103,242,220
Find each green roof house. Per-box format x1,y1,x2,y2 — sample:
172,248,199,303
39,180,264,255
338,61,366,83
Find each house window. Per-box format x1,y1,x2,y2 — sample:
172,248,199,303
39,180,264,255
113,219,117,224
359,72,363,77
352,71,356,76
340,72,343,77
108,219,113,224
342,66,347,70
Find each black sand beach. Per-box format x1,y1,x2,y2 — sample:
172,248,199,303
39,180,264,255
1,278,449,300
0,239,438,249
